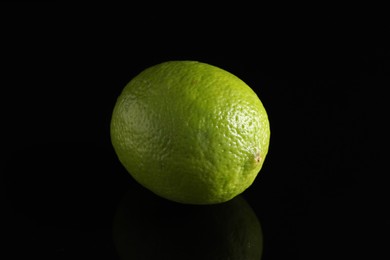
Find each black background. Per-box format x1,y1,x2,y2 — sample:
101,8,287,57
1,3,388,260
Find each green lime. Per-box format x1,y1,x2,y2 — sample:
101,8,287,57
111,61,270,204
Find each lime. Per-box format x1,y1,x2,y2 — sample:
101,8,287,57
111,61,270,204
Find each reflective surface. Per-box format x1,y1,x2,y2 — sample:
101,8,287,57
113,187,263,259
2,140,377,259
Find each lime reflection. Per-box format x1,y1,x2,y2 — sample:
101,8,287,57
112,185,263,260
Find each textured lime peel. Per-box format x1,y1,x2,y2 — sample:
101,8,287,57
111,61,270,204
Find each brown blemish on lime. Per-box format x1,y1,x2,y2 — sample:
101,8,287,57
255,153,261,163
